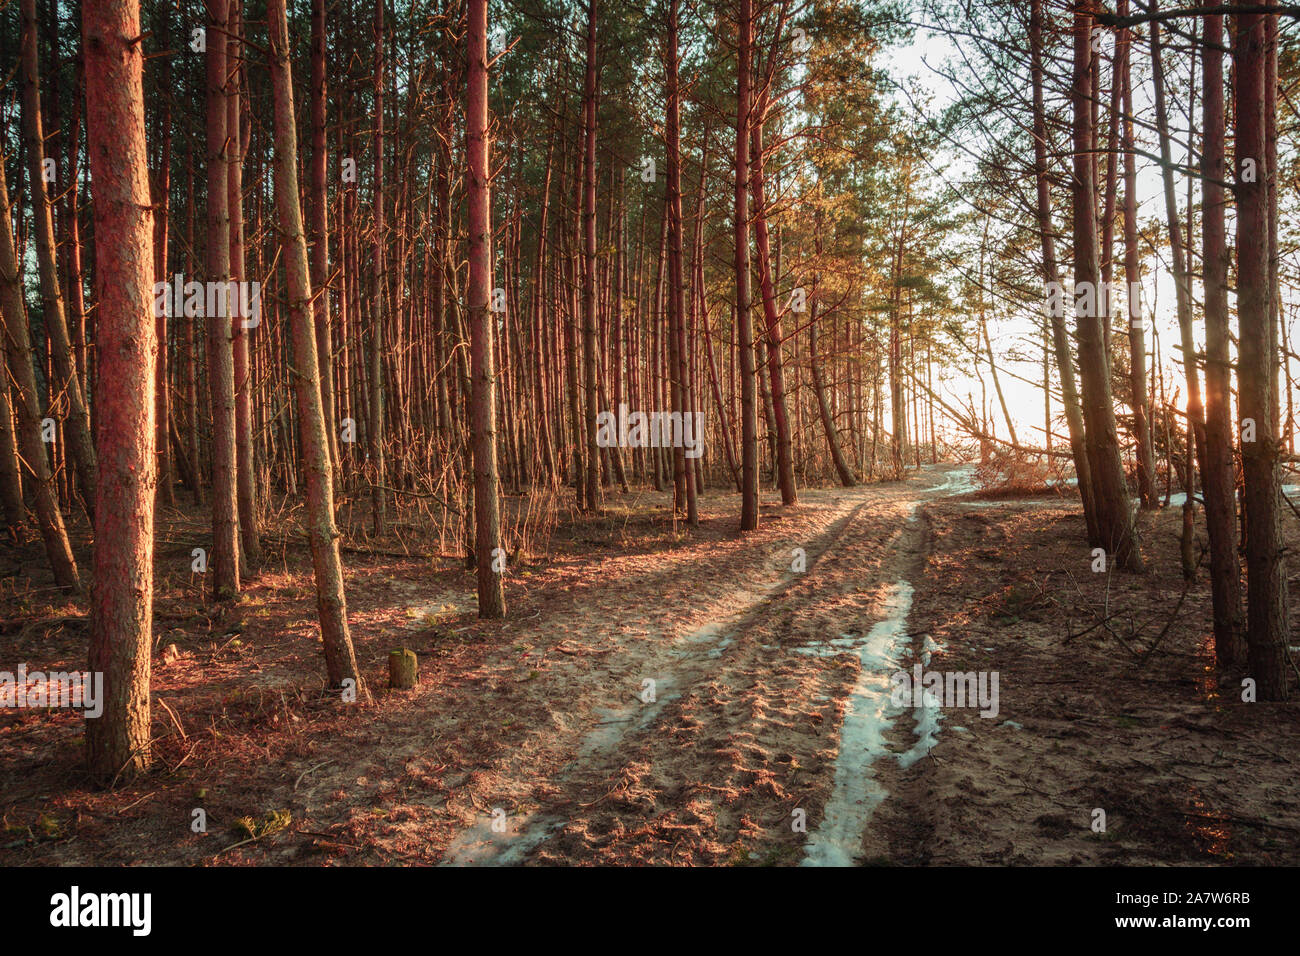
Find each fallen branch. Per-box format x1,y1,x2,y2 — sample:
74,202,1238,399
293,760,333,791
1137,576,1195,665
295,829,360,849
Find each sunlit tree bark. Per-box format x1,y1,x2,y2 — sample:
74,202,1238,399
467,0,506,618
229,0,261,568
206,0,241,597
83,0,157,785
1071,1,1141,570
269,0,366,692
735,0,759,532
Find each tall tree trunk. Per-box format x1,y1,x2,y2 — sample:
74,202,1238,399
0,161,79,589
810,295,855,487
1118,0,1156,510
649,202,666,492
269,0,366,693
582,0,601,513
1031,0,1099,545
666,0,698,524
564,179,586,507
206,0,240,597
369,0,387,534
1151,11,1206,501
21,0,97,518
610,166,630,491
735,0,759,531
887,177,911,481
749,92,796,506
1201,11,1246,665
83,0,156,785
527,133,556,482
152,30,176,510
61,59,90,436
0,350,24,535
1072,1,1141,570
228,0,261,568
703,306,741,491
978,216,1017,448
1266,13,1281,436
1234,3,1289,700
467,0,506,618
310,0,339,476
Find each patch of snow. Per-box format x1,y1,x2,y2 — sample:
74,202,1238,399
897,702,944,769
802,582,914,867
929,465,979,497
706,636,735,659
439,815,563,866
920,634,939,666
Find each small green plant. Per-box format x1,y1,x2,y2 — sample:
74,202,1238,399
232,809,291,840
36,813,63,840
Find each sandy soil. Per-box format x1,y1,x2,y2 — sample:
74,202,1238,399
891,496,1300,865
1,467,1297,865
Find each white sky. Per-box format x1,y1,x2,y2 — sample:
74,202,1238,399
876,14,1278,449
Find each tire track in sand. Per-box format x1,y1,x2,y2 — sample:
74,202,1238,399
442,466,973,865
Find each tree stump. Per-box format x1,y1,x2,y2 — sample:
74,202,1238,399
388,648,418,689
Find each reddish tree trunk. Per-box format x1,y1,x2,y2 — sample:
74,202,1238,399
735,0,759,531
21,0,97,517
749,92,796,506
811,216,855,487
666,0,697,524
153,54,176,509
83,0,157,785
0,349,24,534
206,0,241,597
467,0,505,618
0,160,79,589
582,0,601,512
369,0,387,534
228,0,261,568
310,0,338,476
269,0,366,693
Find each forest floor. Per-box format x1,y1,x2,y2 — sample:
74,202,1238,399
2,464,1299,866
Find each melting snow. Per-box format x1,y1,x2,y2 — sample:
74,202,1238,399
801,582,914,867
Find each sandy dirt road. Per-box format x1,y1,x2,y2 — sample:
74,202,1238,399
429,465,975,865
4,466,968,866
12,462,1295,866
